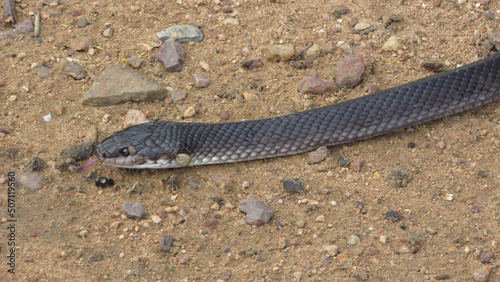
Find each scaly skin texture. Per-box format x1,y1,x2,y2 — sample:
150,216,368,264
97,52,500,169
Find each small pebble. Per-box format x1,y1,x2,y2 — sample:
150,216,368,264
158,235,174,250
123,202,146,219
68,36,92,51
479,252,495,263
223,18,239,26
76,18,90,28
171,90,186,102
350,158,365,171
426,227,438,235
347,235,360,245
262,44,296,61
183,106,196,118
126,56,144,68
323,245,338,256
298,76,339,95
473,265,491,281
239,198,274,226
354,22,371,31
192,74,211,87
334,55,365,88
387,167,412,188
382,36,401,52
199,61,210,71
102,27,114,37
307,146,330,164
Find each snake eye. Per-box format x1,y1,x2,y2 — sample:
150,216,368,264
119,147,130,156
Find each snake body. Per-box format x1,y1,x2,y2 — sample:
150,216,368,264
96,53,500,169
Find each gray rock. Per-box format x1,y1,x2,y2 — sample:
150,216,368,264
171,90,186,102
125,56,144,68
160,235,173,251
157,39,185,72
156,24,204,42
0,19,34,41
35,66,51,78
283,178,305,193
65,62,87,80
239,198,274,226
82,65,168,106
307,146,330,164
123,202,146,219
298,76,338,94
385,210,403,222
76,18,90,28
19,171,44,192
193,74,211,88
488,31,500,50
334,54,365,88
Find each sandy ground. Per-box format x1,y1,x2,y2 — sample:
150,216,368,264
1,0,499,280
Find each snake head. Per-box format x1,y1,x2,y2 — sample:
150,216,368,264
96,122,180,168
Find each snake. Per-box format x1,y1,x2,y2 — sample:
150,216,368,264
96,52,500,169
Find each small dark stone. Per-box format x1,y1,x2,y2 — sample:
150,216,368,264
477,170,489,178
95,177,114,188
160,235,173,251
88,251,103,262
385,210,403,222
408,141,416,148
29,157,45,171
434,274,451,280
283,178,305,193
422,62,446,73
337,155,350,167
384,15,403,28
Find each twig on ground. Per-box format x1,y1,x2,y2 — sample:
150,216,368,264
3,0,16,25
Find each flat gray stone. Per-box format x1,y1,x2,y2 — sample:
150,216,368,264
156,24,204,42
123,202,146,219
0,19,34,41
239,198,274,226
82,65,168,106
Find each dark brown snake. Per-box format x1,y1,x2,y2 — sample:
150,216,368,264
96,52,500,169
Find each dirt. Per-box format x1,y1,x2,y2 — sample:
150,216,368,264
1,0,500,281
